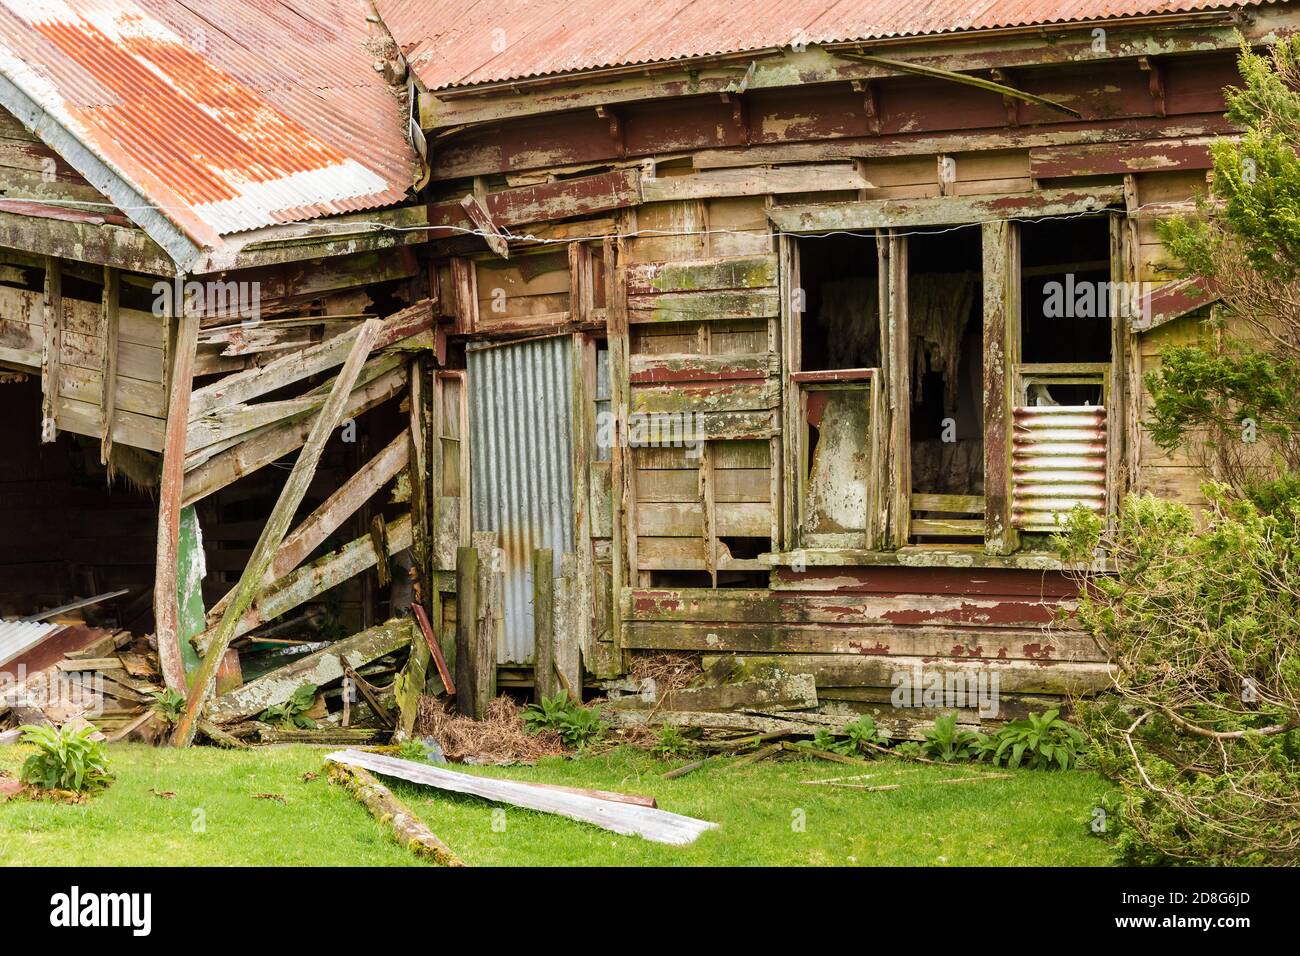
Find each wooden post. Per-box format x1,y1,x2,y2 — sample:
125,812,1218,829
154,308,200,695
982,221,1020,554
472,531,499,718
408,357,430,605
532,548,556,700
454,544,479,717
171,318,383,746
98,265,120,464
40,256,62,442
556,553,583,700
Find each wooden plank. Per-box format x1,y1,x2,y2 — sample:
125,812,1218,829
912,493,985,513
640,163,868,201
153,311,200,695
532,548,556,700
769,187,1125,232
186,299,432,420
271,430,409,584
325,750,718,846
172,319,383,746
623,621,1105,661
327,762,466,866
1132,274,1217,332
622,589,1074,627
1029,138,1215,179
180,364,406,506
40,256,62,441
627,288,779,323
454,544,480,718
196,514,414,653
472,532,500,716
97,266,119,463
459,194,510,257
982,220,1018,554
427,169,642,233
206,618,413,724
627,255,777,295
703,653,1114,696
605,671,818,713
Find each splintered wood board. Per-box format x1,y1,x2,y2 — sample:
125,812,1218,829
326,750,718,846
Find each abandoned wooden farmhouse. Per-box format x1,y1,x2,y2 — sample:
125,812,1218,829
0,0,1277,743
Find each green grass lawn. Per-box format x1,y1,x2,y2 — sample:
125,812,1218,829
0,743,1116,866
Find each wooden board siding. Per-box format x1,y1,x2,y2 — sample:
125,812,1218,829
0,283,166,450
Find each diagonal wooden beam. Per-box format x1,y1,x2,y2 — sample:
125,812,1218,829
172,318,383,746
838,52,1081,119
458,194,510,258
194,513,413,654
186,299,432,421
204,430,410,623
180,364,406,507
154,310,201,694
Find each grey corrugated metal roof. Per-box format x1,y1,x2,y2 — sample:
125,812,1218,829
0,619,63,670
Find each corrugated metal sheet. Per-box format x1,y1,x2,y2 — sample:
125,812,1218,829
1012,404,1108,531
0,619,64,670
468,336,574,665
0,0,418,247
377,0,1265,92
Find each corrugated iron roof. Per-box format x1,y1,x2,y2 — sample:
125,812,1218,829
379,0,1267,92
0,619,64,670
0,0,419,249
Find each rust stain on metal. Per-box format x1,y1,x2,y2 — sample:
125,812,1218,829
0,0,416,243
378,0,1262,92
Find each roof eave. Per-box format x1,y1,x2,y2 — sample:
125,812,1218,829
0,70,205,276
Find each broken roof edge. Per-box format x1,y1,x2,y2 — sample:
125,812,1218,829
0,65,201,274
414,6,1249,96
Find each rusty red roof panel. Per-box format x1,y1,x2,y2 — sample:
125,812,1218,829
378,0,1267,91
0,0,418,247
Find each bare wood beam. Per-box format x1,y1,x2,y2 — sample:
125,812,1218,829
172,319,383,746
458,194,510,257
180,364,406,507
186,299,432,421
982,221,1020,555
154,310,200,695
97,266,121,464
40,256,61,442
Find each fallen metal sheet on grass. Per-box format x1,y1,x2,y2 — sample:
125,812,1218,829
325,749,718,846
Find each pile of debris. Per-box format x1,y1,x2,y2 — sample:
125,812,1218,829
0,617,163,743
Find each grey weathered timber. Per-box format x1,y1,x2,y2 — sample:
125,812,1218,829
326,750,718,846
768,187,1124,233
327,762,466,866
532,548,556,699
454,544,480,717
172,319,382,746
604,671,818,713
206,617,413,724
153,310,201,695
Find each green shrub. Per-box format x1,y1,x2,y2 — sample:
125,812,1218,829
919,713,985,762
19,724,113,794
809,716,883,757
522,692,606,748
150,688,186,726
652,724,694,759
396,739,428,762
1058,491,1300,865
258,684,318,730
987,709,1085,770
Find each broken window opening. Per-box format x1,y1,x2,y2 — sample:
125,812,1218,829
795,234,881,372
906,228,984,543
1019,216,1112,365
